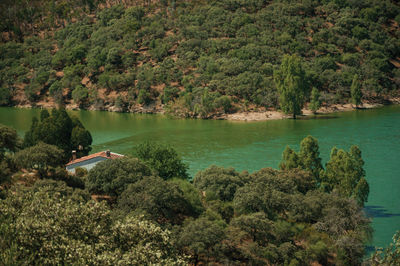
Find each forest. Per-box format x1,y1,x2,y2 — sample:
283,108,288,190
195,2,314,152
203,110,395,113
0,109,399,265
0,0,400,118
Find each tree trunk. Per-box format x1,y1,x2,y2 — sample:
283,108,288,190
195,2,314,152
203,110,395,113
293,113,296,119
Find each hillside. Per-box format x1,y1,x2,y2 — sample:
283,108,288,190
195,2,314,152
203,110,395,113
0,0,399,118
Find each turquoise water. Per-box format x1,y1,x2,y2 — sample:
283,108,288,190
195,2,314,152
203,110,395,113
1,106,400,249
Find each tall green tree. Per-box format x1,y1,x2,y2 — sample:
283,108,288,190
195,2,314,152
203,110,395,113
279,146,301,170
351,74,362,108
299,136,323,182
274,54,309,119
321,145,369,206
309,87,320,114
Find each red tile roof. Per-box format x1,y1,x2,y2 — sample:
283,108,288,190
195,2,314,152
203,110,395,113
66,151,124,166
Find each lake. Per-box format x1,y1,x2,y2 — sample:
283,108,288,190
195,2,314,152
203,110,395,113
1,105,400,250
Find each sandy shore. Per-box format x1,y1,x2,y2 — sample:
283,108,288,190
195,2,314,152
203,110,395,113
223,102,388,122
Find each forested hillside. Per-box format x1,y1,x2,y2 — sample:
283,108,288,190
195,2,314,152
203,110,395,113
0,0,399,118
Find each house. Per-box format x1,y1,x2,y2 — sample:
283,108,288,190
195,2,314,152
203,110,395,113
66,150,124,174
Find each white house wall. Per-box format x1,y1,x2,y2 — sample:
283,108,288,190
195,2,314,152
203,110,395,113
66,157,108,174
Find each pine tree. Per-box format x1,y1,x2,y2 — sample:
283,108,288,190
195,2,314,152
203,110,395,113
274,54,309,119
351,74,362,108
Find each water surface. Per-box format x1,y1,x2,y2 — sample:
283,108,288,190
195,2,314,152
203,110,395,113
1,106,400,250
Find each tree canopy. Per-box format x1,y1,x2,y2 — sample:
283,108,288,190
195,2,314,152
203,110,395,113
274,54,309,118
23,109,92,160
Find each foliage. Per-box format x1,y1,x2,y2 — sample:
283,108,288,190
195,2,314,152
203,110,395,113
118,176,194,224
135,142,189,180
0,124,22,156
309,87,320,113
0,0,398,118
370,231,400,265
86,157,152,197
13,142,64,177
193,165,249,202
321,145,369,206
23,109,92,159
274,54,309,119
177,217,225,264
351,74,362,107
0,182,186,265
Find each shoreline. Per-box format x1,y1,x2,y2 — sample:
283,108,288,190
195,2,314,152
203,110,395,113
9,98,400,122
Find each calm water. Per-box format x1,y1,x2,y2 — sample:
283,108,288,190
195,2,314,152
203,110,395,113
1,106,400,250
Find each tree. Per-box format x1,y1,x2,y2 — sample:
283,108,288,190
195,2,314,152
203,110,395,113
0,183,186,265
118,176,193,224
177,217,225,264
86,157,152,197
23,109,92,160
351,74,362,108
279,146,301,170
13,142,64,177
274,54,309,119
229,212,273,245
135,142,189,180
309,87,320,113
193,165,249,202
370,231,400,265
70,125,92,157
321,145,369,205
0,124,22,157
71,85,88,107
299,135,323,182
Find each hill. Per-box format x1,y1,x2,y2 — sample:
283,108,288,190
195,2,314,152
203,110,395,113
0,0,399,118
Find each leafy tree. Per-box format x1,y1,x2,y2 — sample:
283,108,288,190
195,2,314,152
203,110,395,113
70,125,92,157
177,217,225,264
370,231,400,265
321,145,369,205
274,54,309,119
86,157,152,197
0,124,21,156
71,85,89,107
350,74,362,108
14,142,64,177
309,87,320,113
0,183,186,265
23,109,91,159
299,135,323,182
171,178,204,217
193,165,248,202
0,87,11,106
135,142,189,180
229,212,273,245
279,146,301,170
118,176,193,224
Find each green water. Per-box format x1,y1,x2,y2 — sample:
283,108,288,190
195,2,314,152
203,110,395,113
1,106,400,250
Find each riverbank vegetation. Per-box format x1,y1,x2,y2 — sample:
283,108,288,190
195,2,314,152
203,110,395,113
0,0,399,118
0,120,394,264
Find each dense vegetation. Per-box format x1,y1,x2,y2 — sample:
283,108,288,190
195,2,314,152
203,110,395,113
2,119,395,264
0,0,399,118
23,108,92,160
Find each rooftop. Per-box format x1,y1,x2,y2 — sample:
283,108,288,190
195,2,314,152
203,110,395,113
66,151,124,166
